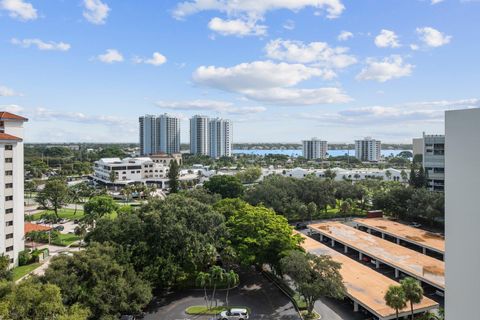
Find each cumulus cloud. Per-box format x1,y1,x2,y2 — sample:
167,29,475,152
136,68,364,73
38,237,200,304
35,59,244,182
0,0,37,20
155,100,266,114
0,104,23,114
193,60,350,105
337,30,353,41
83,0,110,25
11,38,71,51
265,39,357,69
0,85,21,97
96,49,124,63
431,0,444,4
356,55,413,82
173,0,345,20
374,29,401,48
416,27,451,47
208,17,267,37
133,52,167,66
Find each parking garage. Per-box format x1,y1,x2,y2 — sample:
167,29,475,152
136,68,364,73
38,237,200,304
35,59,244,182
308,222,445,292
298,232,439,320
353,218,445,260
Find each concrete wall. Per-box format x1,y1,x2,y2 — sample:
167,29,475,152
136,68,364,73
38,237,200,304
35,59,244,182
445,108,480,319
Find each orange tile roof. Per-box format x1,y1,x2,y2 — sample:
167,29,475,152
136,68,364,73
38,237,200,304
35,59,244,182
0,132,22,141
25,222,52,234
0,111,28,121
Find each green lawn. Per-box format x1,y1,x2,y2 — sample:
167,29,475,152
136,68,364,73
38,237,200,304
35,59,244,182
52,233,80,246
30,208,84,220
185,306,250,315
12,263,42,281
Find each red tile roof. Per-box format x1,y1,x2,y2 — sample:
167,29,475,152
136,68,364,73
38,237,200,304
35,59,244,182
0,133,22,141
0,111,28,121
25,222,52,234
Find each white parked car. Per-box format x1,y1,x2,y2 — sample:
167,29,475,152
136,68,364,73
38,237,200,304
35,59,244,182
218,308,249,320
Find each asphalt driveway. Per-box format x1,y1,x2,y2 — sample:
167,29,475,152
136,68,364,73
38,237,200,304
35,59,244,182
144,271,301,320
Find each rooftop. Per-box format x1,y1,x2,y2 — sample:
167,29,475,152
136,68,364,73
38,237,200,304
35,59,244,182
0,132,22,141
0,111,28,121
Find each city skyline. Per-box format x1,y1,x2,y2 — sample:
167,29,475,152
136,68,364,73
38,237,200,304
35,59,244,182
1,0,480,143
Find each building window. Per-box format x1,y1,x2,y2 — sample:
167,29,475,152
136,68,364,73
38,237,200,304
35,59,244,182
5,208,13,214
5,170,13,176
5,221,13,226
6,233,13,239
5,145,13,150
5,183,13,189
5,158,13,163
5,246,13,252
5,196,13,201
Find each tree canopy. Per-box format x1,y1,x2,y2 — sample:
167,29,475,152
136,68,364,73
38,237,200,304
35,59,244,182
204,175,244,199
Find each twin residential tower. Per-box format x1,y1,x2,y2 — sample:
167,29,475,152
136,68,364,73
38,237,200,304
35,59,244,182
139,114,232,158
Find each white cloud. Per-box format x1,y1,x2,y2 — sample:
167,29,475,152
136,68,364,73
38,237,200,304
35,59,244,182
33,107,127,126
301,98,480,127
155,100,266,114
283,19,295,30
0,104,23,114
0,0,37,20
337,30,353,41
431,0,444,4
173,0,345,20
416,27,451,47
356,55,413,82
410,44,420,51
374,29,401,48
96,49,124,63
11,38,71,51
265,39,356,69
193,60,350,105
133,52,167,66
208,17,267,37
83,0,110,25
0,85,21,97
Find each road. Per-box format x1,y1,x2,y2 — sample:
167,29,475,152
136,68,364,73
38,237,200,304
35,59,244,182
144,271,301,320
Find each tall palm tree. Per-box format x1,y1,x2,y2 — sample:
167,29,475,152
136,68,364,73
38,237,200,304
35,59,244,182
401,277,424,320
385,285,407,320
209,266,225,308
225,270,239,306
195,272,211,309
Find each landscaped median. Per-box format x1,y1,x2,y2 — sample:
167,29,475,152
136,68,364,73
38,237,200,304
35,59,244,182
185,306,251,315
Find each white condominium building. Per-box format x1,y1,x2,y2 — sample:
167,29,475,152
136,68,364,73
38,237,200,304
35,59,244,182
422,133,445,192
209,118,232,158
302,138,328,160
0,112,27,267
190,115,209,156
445,108,480,320
355,137,381,162
139,114,180,156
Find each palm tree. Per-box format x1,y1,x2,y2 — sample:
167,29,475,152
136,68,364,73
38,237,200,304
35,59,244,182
385,285,407,320
209,266,225,308
401,277,424,320
196,272,211,309
68,185,82,215
385,170,392,181
340,198,353,221
224,270,239,306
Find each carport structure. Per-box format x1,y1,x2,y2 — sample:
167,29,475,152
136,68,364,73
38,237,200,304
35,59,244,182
308,222,445,291
353,218,445,260
297,232,439,320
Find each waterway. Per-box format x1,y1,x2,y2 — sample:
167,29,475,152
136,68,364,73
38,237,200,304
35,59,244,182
232,149,410,158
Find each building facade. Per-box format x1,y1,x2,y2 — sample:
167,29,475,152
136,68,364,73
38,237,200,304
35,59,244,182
190,115,209,155
302,138,328,160
209,118,232,158
412,138,424,157
355,137,381,162
422,134,445,191
0,112,27,267
139,114,180,156
149,153,182,166
445,108,480,320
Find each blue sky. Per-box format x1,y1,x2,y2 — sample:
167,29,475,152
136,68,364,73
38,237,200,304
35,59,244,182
1,0,479,143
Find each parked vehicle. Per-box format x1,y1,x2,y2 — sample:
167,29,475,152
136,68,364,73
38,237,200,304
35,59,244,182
410,222,422,228
54,225,64,231
295,222,307,230
218,308,249,320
